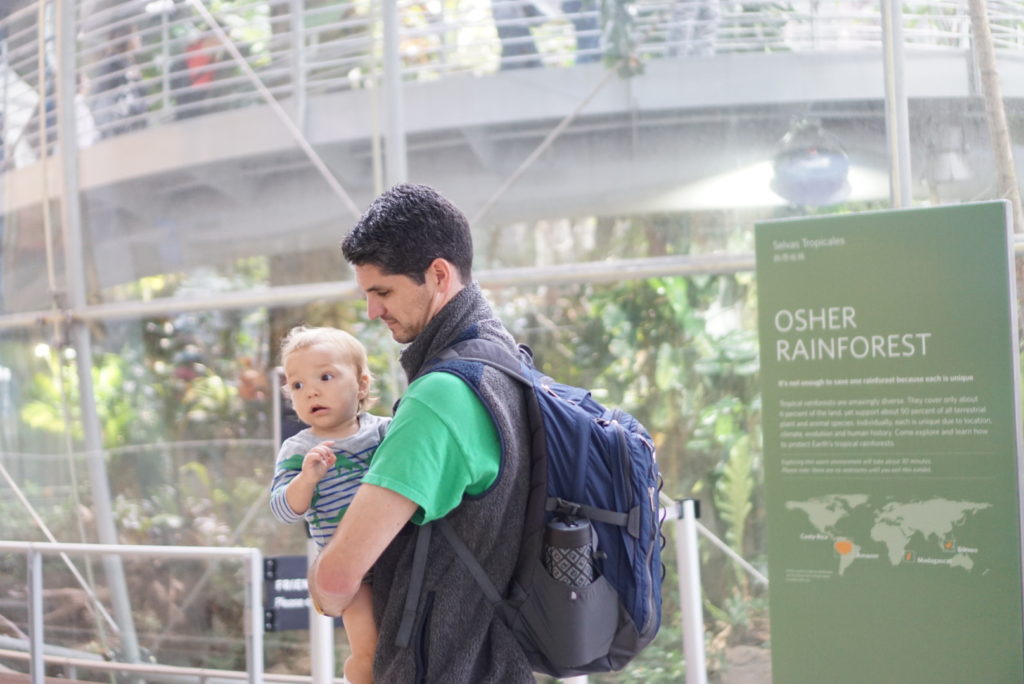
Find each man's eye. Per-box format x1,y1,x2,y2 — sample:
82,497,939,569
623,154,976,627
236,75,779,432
321,373,333,381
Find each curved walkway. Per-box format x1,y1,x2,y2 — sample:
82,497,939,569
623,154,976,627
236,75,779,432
3,1,1024,305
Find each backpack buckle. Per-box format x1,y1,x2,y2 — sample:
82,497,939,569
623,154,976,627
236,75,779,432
553,498,582,518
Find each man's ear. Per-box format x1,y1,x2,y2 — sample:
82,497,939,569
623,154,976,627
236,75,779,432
427,258,460,292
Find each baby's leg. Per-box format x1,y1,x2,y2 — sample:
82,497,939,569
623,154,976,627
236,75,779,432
341,583,377,684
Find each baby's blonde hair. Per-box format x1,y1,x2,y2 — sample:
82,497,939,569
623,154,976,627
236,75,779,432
280,325,376,411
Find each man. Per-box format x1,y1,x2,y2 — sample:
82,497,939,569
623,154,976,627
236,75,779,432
308,183,534,682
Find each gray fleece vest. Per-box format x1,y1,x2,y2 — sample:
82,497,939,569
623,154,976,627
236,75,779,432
371,283,534,683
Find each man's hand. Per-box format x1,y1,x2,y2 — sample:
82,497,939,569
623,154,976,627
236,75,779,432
308,552,346,617
306,483,419,616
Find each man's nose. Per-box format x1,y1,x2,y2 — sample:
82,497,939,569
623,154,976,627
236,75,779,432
366,298,383,320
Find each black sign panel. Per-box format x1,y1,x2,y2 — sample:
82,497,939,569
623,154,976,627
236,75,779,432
263,555,342,631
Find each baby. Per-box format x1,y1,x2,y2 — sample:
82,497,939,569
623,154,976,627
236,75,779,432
270,325,389,684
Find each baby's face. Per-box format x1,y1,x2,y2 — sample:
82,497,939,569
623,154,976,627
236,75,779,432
284,343,367,438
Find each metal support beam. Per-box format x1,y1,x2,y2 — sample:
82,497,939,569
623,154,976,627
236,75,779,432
882,0,913,207
54,0,142,667
381,0,407,186
289,0,307,133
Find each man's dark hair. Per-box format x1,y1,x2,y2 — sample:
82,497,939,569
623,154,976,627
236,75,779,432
341,183,473,284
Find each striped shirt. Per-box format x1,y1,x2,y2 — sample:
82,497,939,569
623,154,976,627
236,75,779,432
269,412,390,548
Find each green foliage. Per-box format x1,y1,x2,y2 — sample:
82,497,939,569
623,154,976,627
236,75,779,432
716,434,754,555
209,0,274,66
19,369,69,433
20,350,145,447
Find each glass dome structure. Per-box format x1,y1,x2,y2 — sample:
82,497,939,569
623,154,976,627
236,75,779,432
2,1,1024,681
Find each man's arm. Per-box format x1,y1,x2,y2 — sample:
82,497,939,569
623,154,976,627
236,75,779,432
308,482,418,616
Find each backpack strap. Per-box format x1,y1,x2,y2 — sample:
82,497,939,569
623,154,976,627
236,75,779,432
428,339,532,384
395,518,506,649
437,519,504,603
546,497,631,528
395,522,433,649
394,341,520,650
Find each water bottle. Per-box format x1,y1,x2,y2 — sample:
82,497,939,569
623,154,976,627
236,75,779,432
544,517,595,587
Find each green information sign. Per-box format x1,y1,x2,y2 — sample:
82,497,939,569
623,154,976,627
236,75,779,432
755,202,1024,683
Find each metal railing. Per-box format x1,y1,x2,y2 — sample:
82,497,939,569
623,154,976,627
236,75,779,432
5,0,1024,167
0,541,265,684
0,647,333,684
0,499,770,684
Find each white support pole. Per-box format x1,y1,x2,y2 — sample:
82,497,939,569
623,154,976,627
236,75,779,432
289,0,307,133
245,549,265,684
160,5,170,115
881,0,912,207
381,0,408,185
27,549,43,684
308,538,335,684
675,499,707,684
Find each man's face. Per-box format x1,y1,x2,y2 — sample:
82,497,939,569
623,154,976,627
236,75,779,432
353,263,441,343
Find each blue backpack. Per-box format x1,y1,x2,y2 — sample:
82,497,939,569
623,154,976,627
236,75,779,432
398,338,664,677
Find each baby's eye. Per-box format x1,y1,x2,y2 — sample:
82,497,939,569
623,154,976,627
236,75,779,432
321,372,334,382
291,381,303,390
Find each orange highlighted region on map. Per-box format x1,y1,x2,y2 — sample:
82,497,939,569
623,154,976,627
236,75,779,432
834,540,854,555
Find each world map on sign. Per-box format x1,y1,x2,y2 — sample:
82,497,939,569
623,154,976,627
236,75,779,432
786,494,991,575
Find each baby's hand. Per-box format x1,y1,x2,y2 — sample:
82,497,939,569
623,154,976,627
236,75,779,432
301,442,337,480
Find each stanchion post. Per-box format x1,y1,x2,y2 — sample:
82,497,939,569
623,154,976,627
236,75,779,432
28,548,43,684
246,549,265,684
675,499,708,684
309,538,335,684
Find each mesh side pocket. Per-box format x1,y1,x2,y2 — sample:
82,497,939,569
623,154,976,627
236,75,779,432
516,558,620,669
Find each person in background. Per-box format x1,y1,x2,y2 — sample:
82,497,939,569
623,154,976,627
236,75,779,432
492,0,601,69
172,27,224,119
667,0,720,57
91,23,148,137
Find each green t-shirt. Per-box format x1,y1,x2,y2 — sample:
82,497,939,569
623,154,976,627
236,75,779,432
362,371,500,524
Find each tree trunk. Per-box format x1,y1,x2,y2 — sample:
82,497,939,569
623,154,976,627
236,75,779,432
969,0,1024,349
968,0,1024,233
